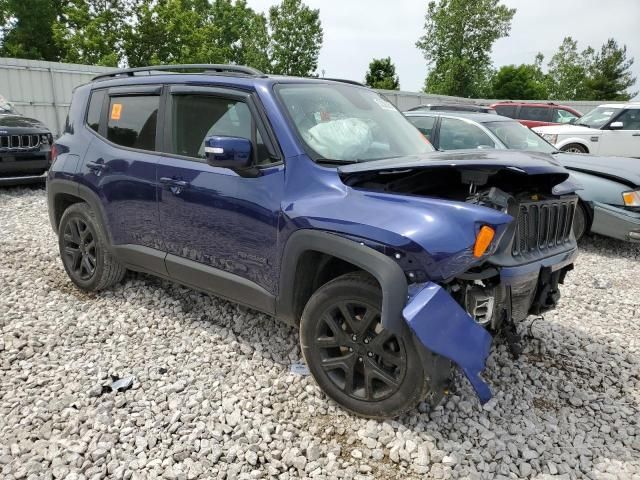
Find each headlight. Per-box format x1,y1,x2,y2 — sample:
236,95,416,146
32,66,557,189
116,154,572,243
622,190,640,207
541,133,558,144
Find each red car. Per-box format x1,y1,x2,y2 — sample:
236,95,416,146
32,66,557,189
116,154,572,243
490,102,582,128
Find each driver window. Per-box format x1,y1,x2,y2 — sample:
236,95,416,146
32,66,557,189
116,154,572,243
613,109,640,130
439,117,495,150
171,95,270,164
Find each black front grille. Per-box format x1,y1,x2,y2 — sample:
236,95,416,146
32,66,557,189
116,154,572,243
0,134,41,151
512,197,577,256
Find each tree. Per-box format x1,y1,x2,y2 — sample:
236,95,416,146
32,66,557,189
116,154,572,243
0,0,64,61
547,37,593,100
492,54,548,99
268,0,323,76
416,0,515,97
364,57,400,90
54,0,133,66
584,39,637,101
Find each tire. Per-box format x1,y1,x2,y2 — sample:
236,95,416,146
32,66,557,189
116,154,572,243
58,202,126,291
560,143,588,154
300,272,429,418
573,202,588,241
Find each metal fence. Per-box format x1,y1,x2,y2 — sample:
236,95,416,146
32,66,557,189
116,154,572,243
0,57,629,137
0,57,116,137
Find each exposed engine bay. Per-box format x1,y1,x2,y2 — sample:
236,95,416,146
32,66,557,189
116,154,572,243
341,164,578,331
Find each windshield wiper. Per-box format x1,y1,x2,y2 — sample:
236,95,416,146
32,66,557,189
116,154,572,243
574,122,591,128
317,158,358,165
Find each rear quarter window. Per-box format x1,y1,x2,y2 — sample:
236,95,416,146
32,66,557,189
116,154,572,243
86,89,106,133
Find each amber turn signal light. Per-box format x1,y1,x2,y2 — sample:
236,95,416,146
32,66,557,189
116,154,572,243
473,225,495,258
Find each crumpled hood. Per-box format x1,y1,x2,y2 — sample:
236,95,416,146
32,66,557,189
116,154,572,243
338,149,570,178
554,152,640,187
0,114,49,131
533,124,598,135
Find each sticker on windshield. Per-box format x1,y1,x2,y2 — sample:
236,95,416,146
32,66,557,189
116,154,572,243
374,97,396,111
110,103,122,120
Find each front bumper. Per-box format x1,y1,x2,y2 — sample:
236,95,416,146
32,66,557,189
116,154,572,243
591,202,640,242
403,248,577,404
0,171,47,186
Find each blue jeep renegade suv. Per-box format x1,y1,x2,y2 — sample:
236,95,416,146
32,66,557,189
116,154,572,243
47,65,578,418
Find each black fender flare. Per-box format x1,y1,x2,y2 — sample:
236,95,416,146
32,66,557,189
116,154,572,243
47,178,114,246
275,230,408,333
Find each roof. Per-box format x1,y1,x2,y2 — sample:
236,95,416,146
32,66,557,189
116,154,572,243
404,111,514,124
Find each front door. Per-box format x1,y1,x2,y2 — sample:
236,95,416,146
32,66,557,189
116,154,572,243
599,109,640,158
157,86,283,299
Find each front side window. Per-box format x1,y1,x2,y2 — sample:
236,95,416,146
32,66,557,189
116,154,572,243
276,84,433,163
518,106,551,122
553,108,578,124
611,109,640,130
575,107,622,129
407,116,436,141
485,120,556,154
171,95,270,164
107,95,159,151
438,117,495,150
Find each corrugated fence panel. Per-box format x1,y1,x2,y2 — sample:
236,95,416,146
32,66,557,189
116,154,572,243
0,57,116,137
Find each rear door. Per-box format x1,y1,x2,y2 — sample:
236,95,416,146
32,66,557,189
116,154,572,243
156,85,284,301
79,86,164,270
517,105,553,128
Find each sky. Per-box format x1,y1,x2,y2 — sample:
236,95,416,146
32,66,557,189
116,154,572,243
245,0,640,95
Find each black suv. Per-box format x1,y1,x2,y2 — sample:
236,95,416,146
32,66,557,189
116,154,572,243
0,97,53,186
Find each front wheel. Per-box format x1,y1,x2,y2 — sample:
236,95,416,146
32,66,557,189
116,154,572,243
300,272,429,418
573,202,589,241
561,143,588,154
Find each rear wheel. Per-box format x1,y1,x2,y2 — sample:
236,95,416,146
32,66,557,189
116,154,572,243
300,272,428,418
58,203,126,291
561,143,588,154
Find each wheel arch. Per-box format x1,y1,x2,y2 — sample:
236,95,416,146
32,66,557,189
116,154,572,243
47,179,113,245
276,230,408,333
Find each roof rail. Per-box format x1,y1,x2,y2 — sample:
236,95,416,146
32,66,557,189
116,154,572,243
323,78,368,87
92,64,266,81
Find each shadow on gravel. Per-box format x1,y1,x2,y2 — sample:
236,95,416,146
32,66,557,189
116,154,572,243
579,233,640,259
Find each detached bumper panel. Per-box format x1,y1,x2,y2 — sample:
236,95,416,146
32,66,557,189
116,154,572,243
403,283,493,404
591,203,640,242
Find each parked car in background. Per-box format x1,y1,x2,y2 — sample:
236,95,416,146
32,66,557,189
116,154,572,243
0,95,53,186
491,101,582,128
405,110,640,242
534,103,640,157
406,103,497,114
48,64,579,418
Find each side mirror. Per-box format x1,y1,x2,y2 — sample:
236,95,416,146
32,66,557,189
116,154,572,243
609,121,624,130
204,136,252,169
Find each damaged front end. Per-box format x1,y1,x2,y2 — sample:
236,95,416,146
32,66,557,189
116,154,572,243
338,151,579,404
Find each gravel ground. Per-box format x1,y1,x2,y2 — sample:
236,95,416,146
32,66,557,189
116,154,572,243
1,186,639,480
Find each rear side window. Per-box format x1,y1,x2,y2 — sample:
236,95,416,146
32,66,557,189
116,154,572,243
494,105,516,118
439,117,495,150
107,95,159,151
519,106,551,122
86,89,106,133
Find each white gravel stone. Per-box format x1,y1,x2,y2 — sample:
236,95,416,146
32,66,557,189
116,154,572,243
1,186,639,480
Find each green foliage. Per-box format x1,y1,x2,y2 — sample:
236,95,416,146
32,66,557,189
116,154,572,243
492,63,548,99
416,0,515,97
364,57,400,90
268,0,323,76
54,0,133,66
583,39,637,101
546,37,593,100
0,0,64,61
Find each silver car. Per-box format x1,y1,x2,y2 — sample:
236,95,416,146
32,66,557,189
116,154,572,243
405,110,640,242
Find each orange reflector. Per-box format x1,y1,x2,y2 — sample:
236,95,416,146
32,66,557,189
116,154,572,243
473,226,495,258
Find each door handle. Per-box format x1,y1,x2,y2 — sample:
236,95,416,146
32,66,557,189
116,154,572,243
159,177,189,187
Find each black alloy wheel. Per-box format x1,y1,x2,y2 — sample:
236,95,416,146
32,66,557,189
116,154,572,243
314,300,407,402
62,217,97,281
